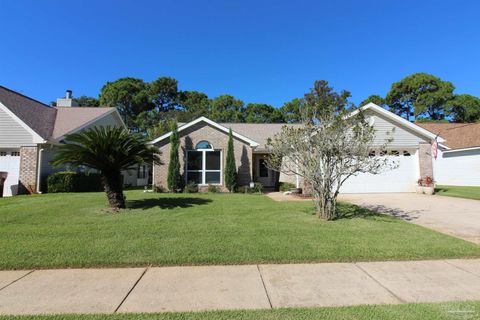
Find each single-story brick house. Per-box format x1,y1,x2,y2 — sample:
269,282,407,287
150,103,447,193
416,122,480,186
0,86,147,197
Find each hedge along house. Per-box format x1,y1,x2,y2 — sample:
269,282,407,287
0,86,145,197
150,103,444,193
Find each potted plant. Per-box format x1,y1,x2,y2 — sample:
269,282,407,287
422,176,435,195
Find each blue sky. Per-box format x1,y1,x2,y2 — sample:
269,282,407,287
1,0,479,107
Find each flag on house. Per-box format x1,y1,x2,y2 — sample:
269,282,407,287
431,136,438,160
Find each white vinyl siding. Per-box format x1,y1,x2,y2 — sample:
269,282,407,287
0,107,35,147
369,113,428,148
433,148,480,186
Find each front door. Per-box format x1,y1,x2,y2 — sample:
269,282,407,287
256,157,273,187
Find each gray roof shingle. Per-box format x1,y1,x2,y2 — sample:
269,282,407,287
219,123,303,148
0,85,119,142
0,86,57,139
416,122,480,149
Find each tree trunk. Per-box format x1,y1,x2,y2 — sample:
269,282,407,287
313,190,337,220
101,172,125,209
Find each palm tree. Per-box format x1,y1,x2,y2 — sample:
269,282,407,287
51,126,161,209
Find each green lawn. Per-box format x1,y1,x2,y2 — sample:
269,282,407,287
436,185,480,200
0,190,479,269
2,302,479,320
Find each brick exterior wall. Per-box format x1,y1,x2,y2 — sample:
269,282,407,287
18,146,38,194
153,123,253,192
418,142,433,179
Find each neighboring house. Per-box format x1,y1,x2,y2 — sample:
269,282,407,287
150,103,442,193
416,122,480,186
0,86,145,197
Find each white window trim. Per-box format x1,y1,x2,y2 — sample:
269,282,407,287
149,116,259,147
186,149,222,186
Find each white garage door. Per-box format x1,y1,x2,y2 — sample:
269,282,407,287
0,150,21,197
340,149,418,193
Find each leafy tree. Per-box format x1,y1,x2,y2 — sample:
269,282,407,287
210,95,244,122
51,126,161,209
178,91,210,121
167,122,183,192
75,96,100,107
148,77,180,112
99,78,152,130
266,80,392,220
136,77,180,133
224,128,237,192
446,94,480,122
359,95,385,107
244,103,283,123
278,98,304,123
414,118,450,123
386,73,454,121
145,118,177,140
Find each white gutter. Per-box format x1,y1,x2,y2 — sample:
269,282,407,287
36,147,44,193
443,146,480,154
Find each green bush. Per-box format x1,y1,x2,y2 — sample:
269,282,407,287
207,184,219,193
236,185,249,193
235,183,263,194
251,182,263,193
47,172,102,193
279,182,296,192
184,181,198,193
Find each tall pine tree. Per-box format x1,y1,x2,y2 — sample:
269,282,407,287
167,122,182,192
224,128,237,192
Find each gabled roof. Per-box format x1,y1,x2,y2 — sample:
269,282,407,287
360,103,446,143
0,85,57,139
0,85,124,143
218,123,303,148
416,122,480,150
152,104,448,149
150,116,260,147
51,107,120,140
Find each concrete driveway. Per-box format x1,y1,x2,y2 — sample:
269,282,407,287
339,193,480,244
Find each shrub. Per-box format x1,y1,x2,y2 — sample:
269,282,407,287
251,182,263,193
207,184,219,193
184,181,198,193
236,185,248,193
167,122,183,192
235,183,263,194
224,128,237,192
279,182,296,192
47,172,102,193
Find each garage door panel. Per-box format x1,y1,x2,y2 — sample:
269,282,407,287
340,150,417,193
0,151,21,197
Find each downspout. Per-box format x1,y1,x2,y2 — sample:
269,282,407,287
151,160,155,191
36,147,44,193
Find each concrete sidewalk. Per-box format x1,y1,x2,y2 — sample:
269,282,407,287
1,259,480,315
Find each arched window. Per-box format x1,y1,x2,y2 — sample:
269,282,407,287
187,141,221,185
195,140,213,150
